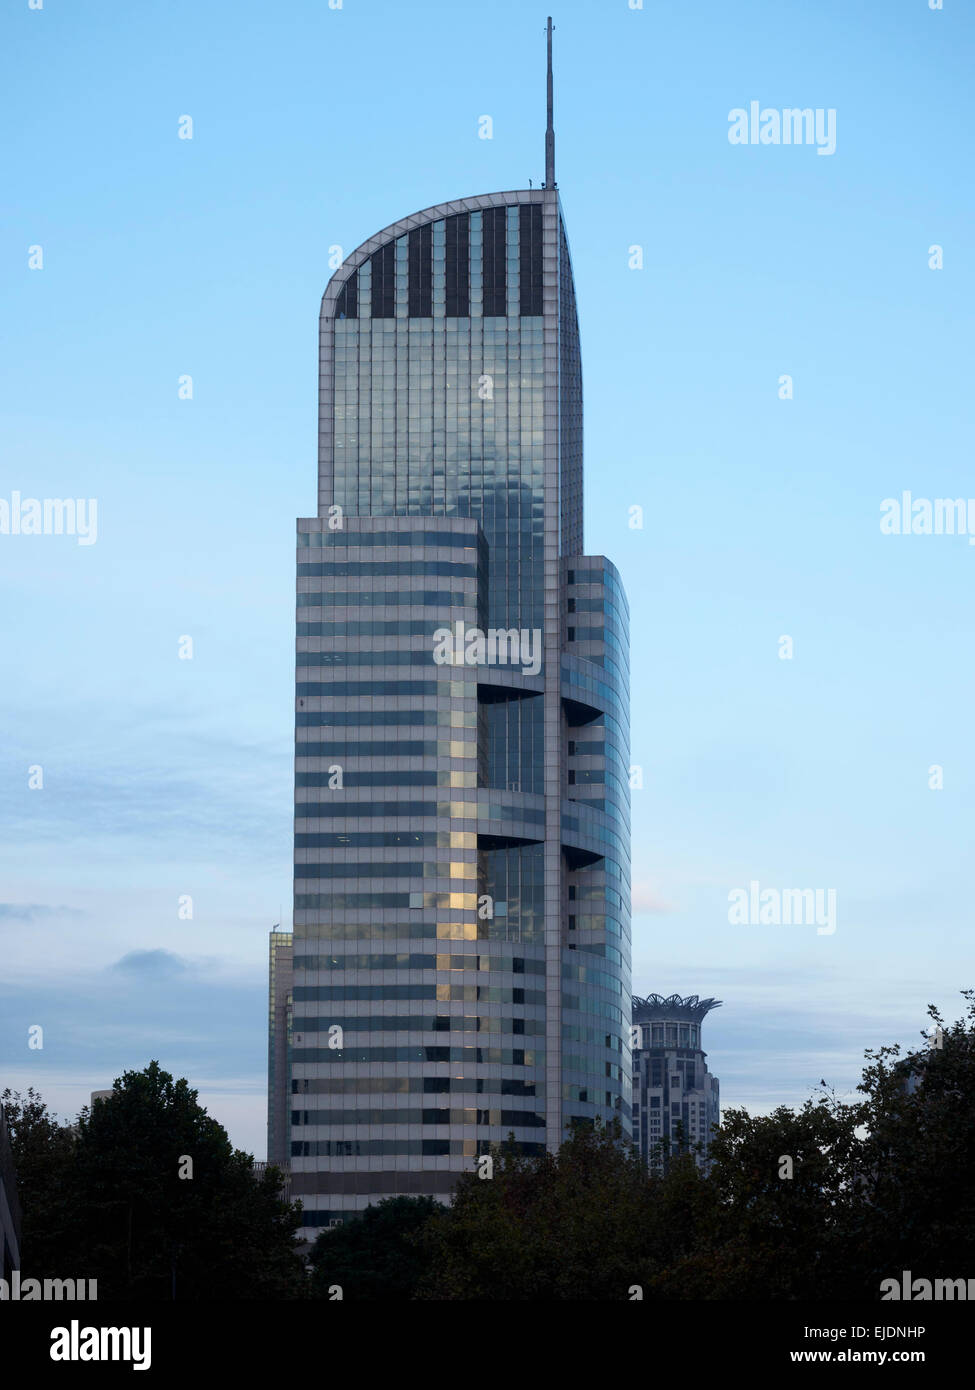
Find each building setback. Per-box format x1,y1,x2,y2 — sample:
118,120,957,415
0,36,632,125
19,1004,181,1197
631,994,721,1172
269,22,631,1234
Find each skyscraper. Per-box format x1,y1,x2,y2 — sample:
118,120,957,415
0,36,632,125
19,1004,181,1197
271,20,632,1234
631,995,721,1172
267,929,293,1168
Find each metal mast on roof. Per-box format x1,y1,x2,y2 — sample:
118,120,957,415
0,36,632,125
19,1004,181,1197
544,16,556,189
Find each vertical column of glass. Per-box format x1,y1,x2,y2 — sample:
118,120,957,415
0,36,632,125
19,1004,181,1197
356,260,372,525
510,307,520,632
459,320,473,527
367,322,382,516
482,314,497,617
445,318,458,520
469,213,482,317
541,191,562,1153
505,207,520,318
468,214,484,616
430,220,446,519
393,237,408,514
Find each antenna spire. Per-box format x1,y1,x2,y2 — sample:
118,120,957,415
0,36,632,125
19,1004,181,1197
544,16,555,189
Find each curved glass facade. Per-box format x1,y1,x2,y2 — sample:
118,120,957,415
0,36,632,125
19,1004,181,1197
270,188,631,1231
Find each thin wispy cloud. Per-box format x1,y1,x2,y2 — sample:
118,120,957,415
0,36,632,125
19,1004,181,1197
0,903,86,921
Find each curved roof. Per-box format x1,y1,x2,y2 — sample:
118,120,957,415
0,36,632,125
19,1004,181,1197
319,188,546,322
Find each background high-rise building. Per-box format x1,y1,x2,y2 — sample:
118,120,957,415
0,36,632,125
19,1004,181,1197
270,24,631,1234
267,930,293,1169
631,994,721,1172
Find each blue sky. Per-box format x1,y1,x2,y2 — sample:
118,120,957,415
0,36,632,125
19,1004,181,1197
2,0,972,1156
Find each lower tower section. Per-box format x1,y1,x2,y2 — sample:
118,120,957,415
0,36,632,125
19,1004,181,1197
287,515,554,1230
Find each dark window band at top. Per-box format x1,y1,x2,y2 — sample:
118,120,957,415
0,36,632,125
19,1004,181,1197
481,206,507,318
371,241,395,319
445,213,469,318
335,273,357,320
331,206,544,321
408,224,432,317
519,203,543,316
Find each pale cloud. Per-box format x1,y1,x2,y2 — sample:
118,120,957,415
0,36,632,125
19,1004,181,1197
631,880,677,913
0,902,85,921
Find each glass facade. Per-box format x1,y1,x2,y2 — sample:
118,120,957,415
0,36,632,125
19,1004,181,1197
269,187,631,1232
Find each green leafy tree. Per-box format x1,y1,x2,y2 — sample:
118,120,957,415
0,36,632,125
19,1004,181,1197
654,1094,862,1298
0,1086,77,1275
6,1063,307,1298
851,991,975,1290
417,1122,665,1300
309,1195,440,1299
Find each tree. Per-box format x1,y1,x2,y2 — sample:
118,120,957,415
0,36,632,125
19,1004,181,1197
412,994,975,1299
6,1063,307,1298
308,1195,440,1300
417,1122,666,1300
0,1086,77,1276
654,1094,862,1298
10,998,975,1301
851,991,975,1289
